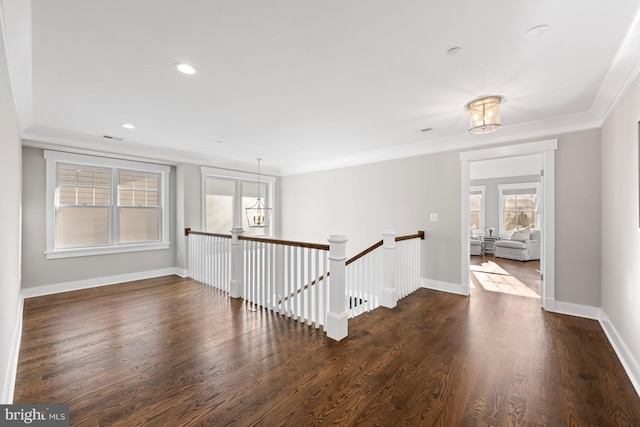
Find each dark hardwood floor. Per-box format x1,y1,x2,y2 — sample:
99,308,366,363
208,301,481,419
14,275,640,426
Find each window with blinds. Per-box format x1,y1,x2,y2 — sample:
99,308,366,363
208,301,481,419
57,165,111,248
46,151,170,257
118,171,161,243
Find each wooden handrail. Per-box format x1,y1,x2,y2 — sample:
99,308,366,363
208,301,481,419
184,228,329,251
346,240,383,266
239,235,329,251
281,230,425,303
184,228,231,239
345,231,425,266
185,228,424,252
396,230,425,242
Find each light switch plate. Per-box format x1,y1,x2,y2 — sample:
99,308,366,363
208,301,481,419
430,213,438,222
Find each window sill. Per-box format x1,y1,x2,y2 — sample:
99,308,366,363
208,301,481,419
45,242,171,259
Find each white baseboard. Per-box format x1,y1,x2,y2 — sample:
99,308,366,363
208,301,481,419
422,279,469,296
175,268,189,278
549,300,602,320
1,294,23,404
22,268,183,298
599,310,640,398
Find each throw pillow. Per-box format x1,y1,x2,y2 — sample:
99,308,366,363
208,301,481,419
510,226,531,242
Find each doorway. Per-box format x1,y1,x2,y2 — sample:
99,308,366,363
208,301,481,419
459,139,557,310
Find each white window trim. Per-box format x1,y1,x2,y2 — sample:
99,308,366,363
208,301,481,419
498,182,540,235
45,150,171,259
469,185,485,236
200,166,276,237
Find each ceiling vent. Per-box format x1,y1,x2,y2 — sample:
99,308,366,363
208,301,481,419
103,135,125,141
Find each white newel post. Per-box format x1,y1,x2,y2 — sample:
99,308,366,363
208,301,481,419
327,235,348,341
230,180,244,299
380,230,398,308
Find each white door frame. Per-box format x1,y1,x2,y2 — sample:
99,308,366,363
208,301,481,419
459,139,557,311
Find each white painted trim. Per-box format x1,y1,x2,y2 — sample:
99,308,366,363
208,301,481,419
541,149,555,311
599,310,640,398
551,301,601,320
590,5,640,124
200,166,276,184
45,242,171,259
460,140,557,309
459,139,558,162
44,150,172,258
469,185,485,234
175,268,189,278
460,160,471,295
1,295,23,404
422,279,469,296
21,268,183,298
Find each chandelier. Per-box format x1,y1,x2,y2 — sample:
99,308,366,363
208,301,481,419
466,96,502,134
245,158,272,228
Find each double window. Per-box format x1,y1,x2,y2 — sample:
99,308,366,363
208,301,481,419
202,167,275,237
46,151,170,258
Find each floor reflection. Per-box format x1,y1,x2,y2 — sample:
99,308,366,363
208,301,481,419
470,260,539,298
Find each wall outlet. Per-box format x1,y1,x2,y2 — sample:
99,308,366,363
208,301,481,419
430,213,438,222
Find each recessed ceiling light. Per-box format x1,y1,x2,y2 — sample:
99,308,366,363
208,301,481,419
175,62,197,75
524,25,549,39
121,123,135,129
446,47,462,56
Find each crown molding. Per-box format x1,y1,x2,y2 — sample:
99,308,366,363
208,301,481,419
279,112,600,176
21,126,281,176
591,5,640,123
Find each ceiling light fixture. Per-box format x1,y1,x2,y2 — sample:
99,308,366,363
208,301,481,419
465,96,503,134
175,62,197,75
245,158,272,228
524,25,549,39
121,123,135,129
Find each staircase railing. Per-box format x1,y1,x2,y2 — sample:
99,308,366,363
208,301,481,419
242,236,330,330
346,231,424,318
185,229,424,340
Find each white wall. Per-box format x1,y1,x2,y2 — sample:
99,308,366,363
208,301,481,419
281,150,462,285
601,70,640,379
0,14,23,403
555,129,601,307
21,147,178,289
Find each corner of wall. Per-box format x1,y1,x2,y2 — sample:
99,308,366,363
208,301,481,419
1,294,23,404
421,278,469,296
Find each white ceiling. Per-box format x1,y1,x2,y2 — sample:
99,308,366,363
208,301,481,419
4,0,640,175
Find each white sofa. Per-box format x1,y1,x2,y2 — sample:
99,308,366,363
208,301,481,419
494,229,541,261
470,235,482,256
